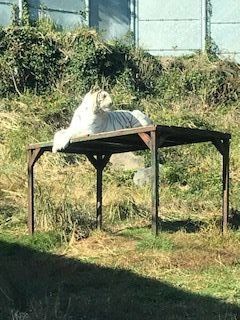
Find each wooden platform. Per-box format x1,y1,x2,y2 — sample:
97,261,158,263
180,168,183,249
27,125,231,235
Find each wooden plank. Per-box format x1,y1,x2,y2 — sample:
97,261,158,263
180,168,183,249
86,154,111,229
70,125,156,143
212,139,225,155
28,150,34,235
28,125,156,150
162,139,216,148
156,125,231,140
138,132,152,149
27,143,52,151
62,141,148,154
96,159,103,229
222,139,230,233
28,125,231,152
29,148,44,168
27,148,45,235
151,130,159,235
80,141,143,152
61,146,147,155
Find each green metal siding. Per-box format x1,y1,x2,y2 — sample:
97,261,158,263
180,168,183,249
136,0,205,55
89,0,131,39
0,0,17,26
0,0,240,62
211,0,240,61
27,0,85,28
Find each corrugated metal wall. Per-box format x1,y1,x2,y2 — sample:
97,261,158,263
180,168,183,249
28,0,85,28
89,0,131,39
210,0,240,62
0,0,86,28
0,0,240,62
136,0,205,56
0,0,17,26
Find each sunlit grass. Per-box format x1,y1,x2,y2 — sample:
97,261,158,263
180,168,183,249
0,23,240,318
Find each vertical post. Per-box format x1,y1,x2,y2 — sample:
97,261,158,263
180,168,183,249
28,150,34,235
135,0,139,47
201,0,207,52
130,0,136,45
18,0,23,20
86,153,111,230
27,148,43,235
222,139,230,233
96,155,103,230
84,0,90,26
151,130,159,235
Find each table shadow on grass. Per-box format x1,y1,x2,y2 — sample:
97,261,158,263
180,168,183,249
0,239,239,320
113,218,206,237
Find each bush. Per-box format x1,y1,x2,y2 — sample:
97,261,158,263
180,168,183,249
0,25,64,95
155,54,240,107
65,29,162,96
1,23,239,108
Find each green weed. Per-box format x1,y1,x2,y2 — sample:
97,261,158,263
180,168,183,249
0,230,62,252
137,234,174,251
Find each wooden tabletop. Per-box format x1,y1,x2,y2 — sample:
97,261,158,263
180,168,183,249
27,125,231,155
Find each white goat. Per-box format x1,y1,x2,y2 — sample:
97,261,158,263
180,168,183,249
52,89,152,153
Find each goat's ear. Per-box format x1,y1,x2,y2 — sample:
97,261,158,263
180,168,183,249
91,84,100,93
89,84,96,93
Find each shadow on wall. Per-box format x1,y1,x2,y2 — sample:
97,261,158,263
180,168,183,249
89,0,131,39
0,240,239,319
27,0,41,21
27,0,131,37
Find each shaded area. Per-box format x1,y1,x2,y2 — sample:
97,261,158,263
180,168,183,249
0,239,239,319
229,209,240,230
113,218,206,236
28,0,85,28
160,218,206,233
89,0,130,39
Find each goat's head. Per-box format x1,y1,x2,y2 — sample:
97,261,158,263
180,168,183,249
82,89,112,114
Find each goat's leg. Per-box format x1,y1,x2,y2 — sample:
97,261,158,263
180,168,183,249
52,128,72,153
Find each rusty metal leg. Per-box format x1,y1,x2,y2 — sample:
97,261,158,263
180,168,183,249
27,148,44,235
222,139,230,233
96,158,103,229
28,150,34,235
86,153,111,230
151,131,159,236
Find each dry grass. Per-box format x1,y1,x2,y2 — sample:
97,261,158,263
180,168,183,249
64,224,240,273
1,228,239,320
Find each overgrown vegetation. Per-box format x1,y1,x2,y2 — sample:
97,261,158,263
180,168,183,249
1,16,240,236
0,11,240,319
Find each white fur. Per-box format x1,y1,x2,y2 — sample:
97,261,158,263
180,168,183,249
52,89,152,153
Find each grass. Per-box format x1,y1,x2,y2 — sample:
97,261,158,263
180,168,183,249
0,230,63,252
0,222,239,319
1,23,240,319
